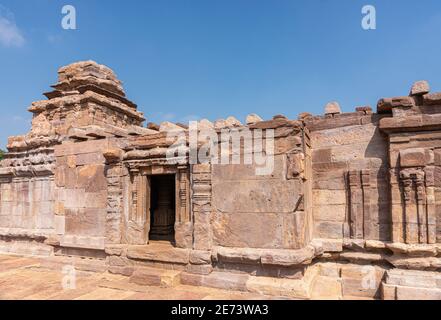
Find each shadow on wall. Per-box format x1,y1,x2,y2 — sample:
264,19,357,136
364,120,391,241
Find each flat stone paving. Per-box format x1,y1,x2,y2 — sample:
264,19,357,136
0,254,284,300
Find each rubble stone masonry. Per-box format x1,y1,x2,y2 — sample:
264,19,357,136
1,62,441,299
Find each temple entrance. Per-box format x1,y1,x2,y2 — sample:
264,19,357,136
149,174,176,242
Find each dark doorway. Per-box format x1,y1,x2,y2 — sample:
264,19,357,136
149,174,176,242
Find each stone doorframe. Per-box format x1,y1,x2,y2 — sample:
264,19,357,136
124,162,192,248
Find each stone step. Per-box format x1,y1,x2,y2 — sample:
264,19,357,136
180,266,320,299
129,266,181,287
382,283,441,300
36,255,108,273
382,269,441,300
310,275,342,300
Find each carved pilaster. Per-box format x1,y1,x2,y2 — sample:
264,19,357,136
415,175,427,243
127,168,148,245
348,170,363,239
174,166,192,248
399,168,432,244
177,166,190,223
361,170,372,239
347,170,372,240
424,166,437,244
105,163,125,244
192,164,212,250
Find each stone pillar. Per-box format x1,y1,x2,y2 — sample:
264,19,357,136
174,166,192,248
105,162,125,245
415,174,427,243
390,169,405,243
192,163,212,251
361,170,372,239
127,168,149,245
400,170,419,244
399,168,434,244
424,166,437,244
348,171,363,239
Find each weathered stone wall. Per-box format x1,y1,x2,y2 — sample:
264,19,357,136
0,177,55,231
306,112,390,241
54,139,114,252
208,118,311,250
211,159,304,249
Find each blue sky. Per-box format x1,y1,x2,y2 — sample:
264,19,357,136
1,0,441,148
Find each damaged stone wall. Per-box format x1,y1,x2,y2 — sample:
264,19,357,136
210,117,311,250
305,108,390,242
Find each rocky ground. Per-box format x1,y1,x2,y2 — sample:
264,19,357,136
0,254,289,300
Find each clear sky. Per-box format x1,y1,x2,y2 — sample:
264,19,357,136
1,0,441,148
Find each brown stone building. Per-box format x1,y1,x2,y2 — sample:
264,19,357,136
1,61,441,299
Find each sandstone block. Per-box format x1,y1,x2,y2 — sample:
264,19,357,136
313,190,346,205
314,221,344,239
311,238,343,253
180,271,249,291
214,119,227,129
159,121,184,132
189,250,212,265
381,283,397,300
198,119,214,129
396,286,441,300
246,275,310,299
410,80,430,96
246,113,263,125
129,267,181,287
212,180,302,213
325,102,341,115
313,205,346,222
298,112,312,120
310,276,342,300
260,246,316,266
377,96,415,113
400,148,426,167
423,92,441,106
214,246,261,264
185,264,213,275
225,116,242,127
77,164,107,192
126,245,190,264
355,106,372,114
102,148,123,163
105,244,125,256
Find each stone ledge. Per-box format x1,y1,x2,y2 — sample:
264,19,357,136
60,235,105,250
385,269,441,289
212,245,318,267
381,276,441,300
0,228,51,241
129,266,181,287
126,244,190,265
385,255,441,270
0,240,54,257
385,242,440,256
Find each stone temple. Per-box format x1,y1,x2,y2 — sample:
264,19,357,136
1,61,441,299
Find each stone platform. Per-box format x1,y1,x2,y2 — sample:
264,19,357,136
0,254,292,300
